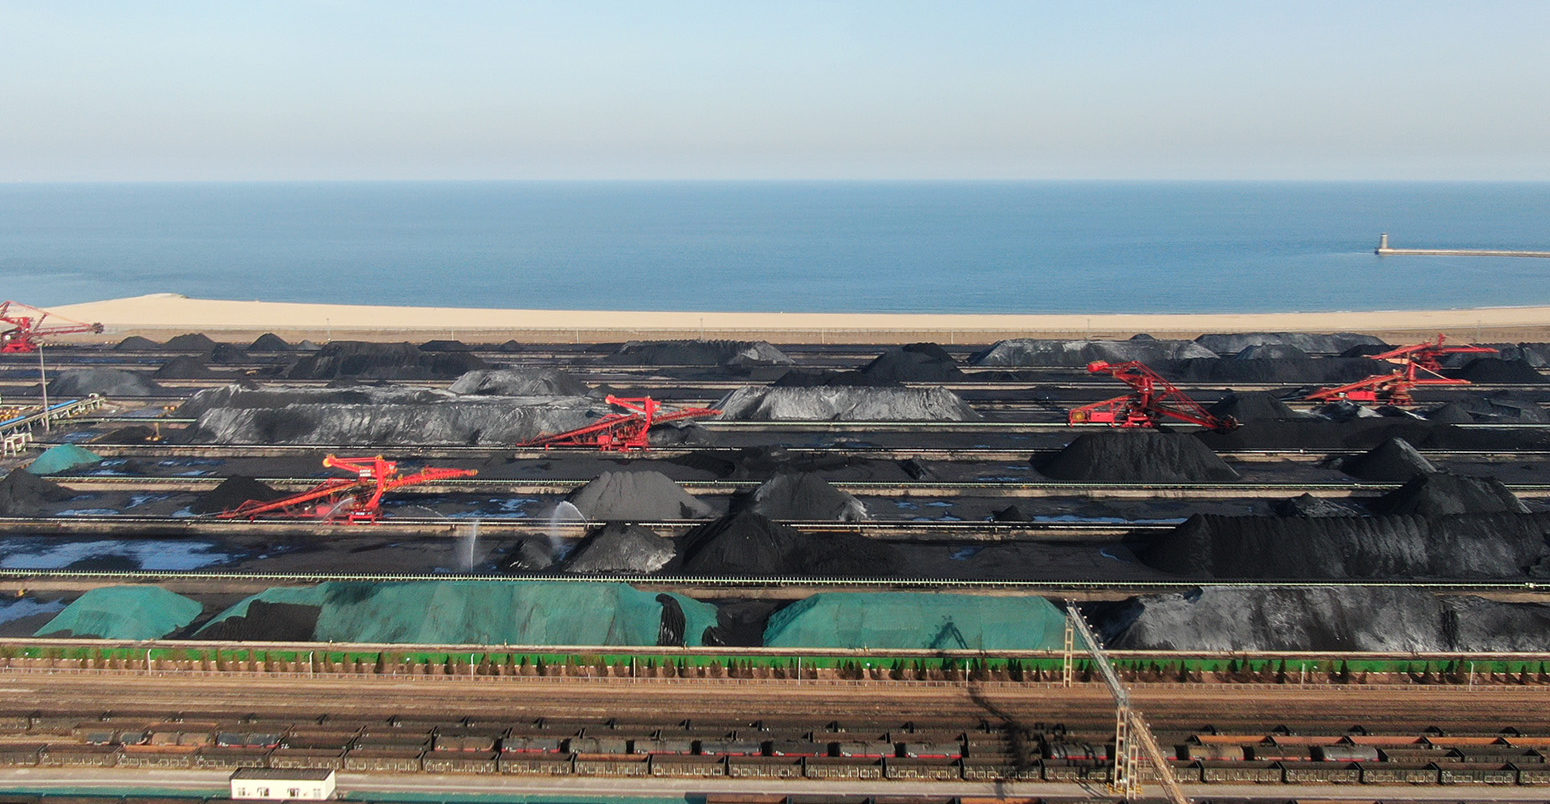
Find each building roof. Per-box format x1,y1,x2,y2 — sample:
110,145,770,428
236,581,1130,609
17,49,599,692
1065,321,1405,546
231,767,336,780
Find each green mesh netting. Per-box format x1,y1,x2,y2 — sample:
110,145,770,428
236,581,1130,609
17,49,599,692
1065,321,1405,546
763,592,1067,650
197,581,719,647
36,586,203,640
27,444,102,475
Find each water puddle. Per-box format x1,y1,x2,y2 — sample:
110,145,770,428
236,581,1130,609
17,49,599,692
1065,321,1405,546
0,538,237,570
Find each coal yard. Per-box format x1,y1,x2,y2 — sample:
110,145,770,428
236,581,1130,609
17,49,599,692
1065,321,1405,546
3,330,1550,800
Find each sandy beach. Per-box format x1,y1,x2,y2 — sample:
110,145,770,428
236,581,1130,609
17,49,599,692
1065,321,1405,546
49,293,1550,344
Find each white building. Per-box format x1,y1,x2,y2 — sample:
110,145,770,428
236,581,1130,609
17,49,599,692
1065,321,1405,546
229,768,336,800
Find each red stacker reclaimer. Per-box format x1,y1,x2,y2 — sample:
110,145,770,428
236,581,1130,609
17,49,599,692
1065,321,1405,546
1067,360,1239,432
0,301,104,353
1305,334,1496,407
215,454,477,524
516,394,722,452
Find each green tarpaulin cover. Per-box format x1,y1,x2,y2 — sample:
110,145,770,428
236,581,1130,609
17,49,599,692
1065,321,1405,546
198,581,719,646
37,586,202,640
764,592,1066,650
27,444,101,475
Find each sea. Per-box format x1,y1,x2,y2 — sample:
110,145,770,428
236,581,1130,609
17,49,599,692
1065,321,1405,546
2,181,1547,315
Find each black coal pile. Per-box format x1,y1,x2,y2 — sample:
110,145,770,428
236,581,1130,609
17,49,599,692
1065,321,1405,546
1339,437,1435,481
47,368,164,396
153,355,221,379
603,340,793,368
770,369,895,387
113,336,160,351
1424,403,1477,424
715,386,980,421
1369,473,1529,517
991,505,1031,521
189,476,288,515
1452,391,1550,423
161,333,217,352
562,524,676,573
564,470,716,520
208,343,250,364
1232,344,1310,360
676,510,901,577
1448,358,1547,384
419,339,473,351
0,469,74,515
1142,512,1550,579
742,472,868,521
1036,431,1239,483
178,385,602,445
284,341,488,380
90,425,160,443
1341,344,1392,357
1206,392,1301,422
1194,332,1386,355
1271,494,1361,517
248,333,292,352
855,343,964,382
1156,357,1382,384
970,338,1215,367
503,538,556,572
1488,342,1550,367
1101,587,1550,652
448,368,589,396
195,601,320,642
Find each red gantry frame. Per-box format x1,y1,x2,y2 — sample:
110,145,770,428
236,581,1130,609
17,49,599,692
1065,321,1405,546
1,301,104,353
216,455,477,524
517,395,722,452
1067,360,1239,433
1306,334,1496,407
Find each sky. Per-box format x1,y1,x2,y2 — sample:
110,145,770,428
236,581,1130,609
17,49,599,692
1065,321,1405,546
2,1,1548,181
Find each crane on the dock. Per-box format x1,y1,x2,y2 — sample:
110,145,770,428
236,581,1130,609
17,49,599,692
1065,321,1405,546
1068,360,1238,433
517,395,721,452
0,301,104,353
1306,334,1496,406
215,455,477,524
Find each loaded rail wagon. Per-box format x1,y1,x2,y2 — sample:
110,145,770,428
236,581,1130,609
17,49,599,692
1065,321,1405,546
832,740,897,759
631,737,695,755
901,741,963,759
768,740,827,757
696,739,764,757
1043,741,1111,762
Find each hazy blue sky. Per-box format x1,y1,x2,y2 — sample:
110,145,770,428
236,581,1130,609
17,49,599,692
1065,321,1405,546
3,1,1547,181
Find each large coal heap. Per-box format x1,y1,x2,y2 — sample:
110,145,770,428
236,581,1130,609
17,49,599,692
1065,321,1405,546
1143,512,1550,579
677,510,901,577
741,472,868,521
1339,436,1436,481
113,336,160,351
162,333,219,352
284,341,489,380
178,385,602,445
1194,332,1386,355
1102,587,1550,652
564,470,717,521
970,338,1216,367
1036,431,1239,483
1369,472,1529,517
603,340,793,368
1156,357,1383,384
562,524,676,574
448,368,589,396
1206,391,1301,422
770,369,897,388
715,386,981,421
248,333,292,352
196,600,320,642
153,355,221,379
1272,493,1361,518
855,343,964,382
0,469,74,516
1448,357,1548,384
1232,344,1310,360
47,368,164,397
189,476,288,515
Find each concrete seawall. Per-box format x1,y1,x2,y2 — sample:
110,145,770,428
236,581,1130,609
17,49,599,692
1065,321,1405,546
1374,233,1550,258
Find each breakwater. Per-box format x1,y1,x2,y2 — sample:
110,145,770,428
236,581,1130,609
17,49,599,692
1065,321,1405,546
1376,233,1550,258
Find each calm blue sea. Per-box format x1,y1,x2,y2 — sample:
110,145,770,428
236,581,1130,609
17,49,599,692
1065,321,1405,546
2,181,1547,314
